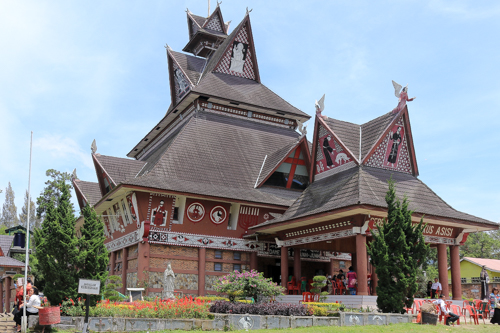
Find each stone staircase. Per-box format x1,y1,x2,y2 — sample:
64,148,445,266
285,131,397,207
0,313,16,333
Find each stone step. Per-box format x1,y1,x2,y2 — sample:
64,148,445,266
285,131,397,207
59,318,73,325
54,324,76,330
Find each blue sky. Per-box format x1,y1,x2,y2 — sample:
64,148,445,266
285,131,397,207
0,0,499,223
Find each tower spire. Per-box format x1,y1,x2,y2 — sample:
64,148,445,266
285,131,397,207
208,0,210,17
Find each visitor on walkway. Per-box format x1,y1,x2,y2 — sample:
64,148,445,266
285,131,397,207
431,278,442,298
347,266,357,295
14,287,41,332
426,281,432,298
489,287,500,324
434,295,459,326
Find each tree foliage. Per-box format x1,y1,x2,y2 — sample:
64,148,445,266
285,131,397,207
1,182,19,227
34,185,79,304
77,204,109,306
36,169,73,222
19,190,38,230
367,179,430,313
103,276,123,302
461,231,500,259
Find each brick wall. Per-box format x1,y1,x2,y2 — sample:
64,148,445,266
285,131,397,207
150,257,198,271
456,283,500,300
129,244,138,256
128,258,138,271
150,244,197,257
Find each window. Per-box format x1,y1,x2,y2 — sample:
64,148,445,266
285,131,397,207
233,264,241,272
214,263,222,271
117,251,122,259
173,207,179,221
461,278,467,283
215,250,222,259
263,146,309,190
339,261,345,268
494,277,500,283
233,252,241,260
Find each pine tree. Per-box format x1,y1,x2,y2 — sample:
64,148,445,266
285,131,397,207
34,185,79,304
77,204,109,306
19,190,38,230
367,179,429,313
1,182,19,227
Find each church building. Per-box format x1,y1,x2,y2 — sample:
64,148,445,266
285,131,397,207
71,5,497,300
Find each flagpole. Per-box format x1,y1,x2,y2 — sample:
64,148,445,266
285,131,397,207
22,131,33,333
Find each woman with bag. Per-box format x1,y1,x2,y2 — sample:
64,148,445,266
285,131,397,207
489,287,500,324
14,287,41,332
347,266,357,295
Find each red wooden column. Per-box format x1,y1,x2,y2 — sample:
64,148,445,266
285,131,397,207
5,276,11,313
137,241,150,293
250,252,258,271
109,251,116,276
437,244,449,297
355,234,368,295
450,245,462,300
281,246,288,287
293,247,301,281
121,247,128,294
198,247,206,296
0,276,4,313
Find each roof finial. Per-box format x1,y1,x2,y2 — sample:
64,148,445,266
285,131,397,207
391,80,416,114
91,139,97,154
164,44,172,51
246,7,253,15
296,120,307,137
217,1,222,7
315,94,327,119
72,168,78,180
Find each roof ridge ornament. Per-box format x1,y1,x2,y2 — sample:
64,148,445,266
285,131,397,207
91,139,97,154
72,168,78,180
391,80,416,114
164,44,172,51
296,120,307,137
315,94,327,119
246,7,253,16
217,1,222,7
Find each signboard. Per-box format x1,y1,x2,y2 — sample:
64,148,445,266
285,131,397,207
78,279,101,295
367,217,457,238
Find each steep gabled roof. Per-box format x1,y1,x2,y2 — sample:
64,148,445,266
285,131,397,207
0,235,14,257
93,155,146,185
324,118,361,161
252,166,496,229
73,180,102,206
360,111,398,160
202,5,227,34
124,111,304,206
169,51,205,85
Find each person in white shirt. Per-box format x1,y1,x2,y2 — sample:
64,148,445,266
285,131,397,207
14,287,41,332
433,295,459,326
431,278,442,299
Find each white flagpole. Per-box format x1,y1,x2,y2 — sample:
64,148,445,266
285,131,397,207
22,131,33,333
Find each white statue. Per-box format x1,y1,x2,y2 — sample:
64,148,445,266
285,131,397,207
163,262,176,300
391,80,415,114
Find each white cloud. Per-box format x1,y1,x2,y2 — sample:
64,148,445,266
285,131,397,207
33,134,93,170
428,0,500,20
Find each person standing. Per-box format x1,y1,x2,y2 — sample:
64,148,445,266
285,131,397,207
347,266,357,295
481,266,490,300
433,295,459,326
489,287,500,324
431,278,442,299
426,281,433,298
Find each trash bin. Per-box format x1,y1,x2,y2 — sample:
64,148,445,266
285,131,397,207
421,312,438,325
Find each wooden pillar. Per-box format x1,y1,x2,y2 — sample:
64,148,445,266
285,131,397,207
329,258,335,277
281,246,288,287
5,276,11,313
351,253,357,273
450,245,462,300
355,234,368,295
250,252,258,271
0,276,4,313
109,251,116,276
371,267,378,296
437,244,449,297
198,247,206,296
121,247,128,294
293,247,301,280
137,241,150,293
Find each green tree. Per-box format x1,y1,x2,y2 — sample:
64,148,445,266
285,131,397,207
461,231,500,259
19,190,38,230
1,182,19,227
34,185,79,304
367,179,430,313
36,169,73,222
77,205,109,306
103,276,123,301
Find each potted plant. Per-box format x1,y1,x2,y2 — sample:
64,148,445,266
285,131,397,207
38,297,60,326
419,302,438,325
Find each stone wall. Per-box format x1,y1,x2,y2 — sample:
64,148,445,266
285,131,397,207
455,282,500,299
127,272,137,288
205,275,221,291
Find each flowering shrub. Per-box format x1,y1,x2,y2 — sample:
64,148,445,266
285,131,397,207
209,301,308,316
213,270,284,302
90,297,210,319
61,297,86,316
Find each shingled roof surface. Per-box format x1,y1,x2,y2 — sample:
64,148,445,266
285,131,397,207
0,235,14,257
324,118,361,161
94,154,146,185
193,73,308,117
124,111,303,206
253,165,496,228
170,51,206,84
0,255,25,267
74,180,102,206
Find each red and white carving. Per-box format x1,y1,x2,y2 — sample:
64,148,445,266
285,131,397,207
210,205,228,224
187,202,205,222
314,124,350,175
214,24,255,80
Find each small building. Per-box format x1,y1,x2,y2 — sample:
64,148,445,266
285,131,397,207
0,235,27,313
447,257,500,299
